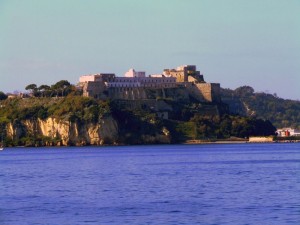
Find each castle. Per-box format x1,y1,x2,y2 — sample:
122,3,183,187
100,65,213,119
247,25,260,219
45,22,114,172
79,65,221,104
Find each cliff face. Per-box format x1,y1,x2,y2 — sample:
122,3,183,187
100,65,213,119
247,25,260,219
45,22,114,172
6,116,118,146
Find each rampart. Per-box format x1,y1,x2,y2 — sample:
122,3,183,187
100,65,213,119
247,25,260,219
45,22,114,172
108,87,147,100
79,65,221,104
82,81,107,99
183,82,221,103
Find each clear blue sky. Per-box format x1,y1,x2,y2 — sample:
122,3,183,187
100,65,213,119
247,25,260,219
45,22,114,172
1,0,299,100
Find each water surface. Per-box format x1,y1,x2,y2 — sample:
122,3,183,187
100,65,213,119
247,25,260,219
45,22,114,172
0,143,299,224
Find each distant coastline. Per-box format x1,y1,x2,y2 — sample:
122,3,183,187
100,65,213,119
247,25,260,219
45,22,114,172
1,137,299,150
184,139,300,145
1,66,299,147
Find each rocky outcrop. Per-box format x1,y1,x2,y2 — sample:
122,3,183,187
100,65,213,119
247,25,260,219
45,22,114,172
6,116,118,146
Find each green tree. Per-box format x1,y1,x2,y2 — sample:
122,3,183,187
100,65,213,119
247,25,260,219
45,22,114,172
25,84,38,96
38,85,50,97
52,80,71,97
234,86,254,97
0,91,7,100
221,86,300,129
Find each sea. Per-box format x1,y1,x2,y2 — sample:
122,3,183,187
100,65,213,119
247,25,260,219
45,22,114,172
0,143,299,225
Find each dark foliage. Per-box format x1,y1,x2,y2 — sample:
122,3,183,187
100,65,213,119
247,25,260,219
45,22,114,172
0,83,284,146
0,91,8,100
221,86,300,129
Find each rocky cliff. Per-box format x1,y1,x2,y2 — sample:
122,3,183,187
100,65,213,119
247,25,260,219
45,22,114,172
6,116,118,146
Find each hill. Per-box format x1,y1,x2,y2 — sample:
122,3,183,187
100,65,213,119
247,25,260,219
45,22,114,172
0,80,282,146
221,86,300,129
0,94,276,147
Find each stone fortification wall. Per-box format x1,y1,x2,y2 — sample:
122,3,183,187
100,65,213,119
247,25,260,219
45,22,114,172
82,80,220,103
163,87,189,101
165,70,186,82
210,83,221,102
108,87,147,100
82,81,107,99
108,77,176,88
108,86,189,101
163,65,204,83
188,75,204,83
189,83,221,103
79,65,221,104
144,87,189,101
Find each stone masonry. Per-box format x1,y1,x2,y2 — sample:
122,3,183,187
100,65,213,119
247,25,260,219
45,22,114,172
79,65,221,103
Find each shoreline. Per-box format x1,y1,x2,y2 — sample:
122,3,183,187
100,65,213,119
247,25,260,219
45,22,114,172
1,139,300,149
184,140,248,144
184,139,300,144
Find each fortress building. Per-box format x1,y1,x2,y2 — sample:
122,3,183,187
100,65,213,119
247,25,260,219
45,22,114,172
163,65,204,83
124,68,146,78
79,65,221,103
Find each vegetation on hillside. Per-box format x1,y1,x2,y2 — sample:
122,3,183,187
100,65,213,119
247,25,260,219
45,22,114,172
0,82,283,146
25,80,82,97
0,96,110,123
221,86,300,129
162,114,275,142
0,89,110,146
110,101,276,144
0,91,8,100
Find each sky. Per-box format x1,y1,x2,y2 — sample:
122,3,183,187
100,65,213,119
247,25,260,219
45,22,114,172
0,0,299,100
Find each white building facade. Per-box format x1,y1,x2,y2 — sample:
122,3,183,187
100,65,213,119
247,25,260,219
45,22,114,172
124,68,146,78
79,69,177,98
276,128,300,137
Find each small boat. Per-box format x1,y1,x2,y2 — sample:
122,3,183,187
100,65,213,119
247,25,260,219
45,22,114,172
0,147,3,151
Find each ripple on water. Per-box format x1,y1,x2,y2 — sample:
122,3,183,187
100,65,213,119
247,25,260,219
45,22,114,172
0,144,299,225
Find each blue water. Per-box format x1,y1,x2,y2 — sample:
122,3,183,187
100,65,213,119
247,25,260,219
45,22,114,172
0,143,299,225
